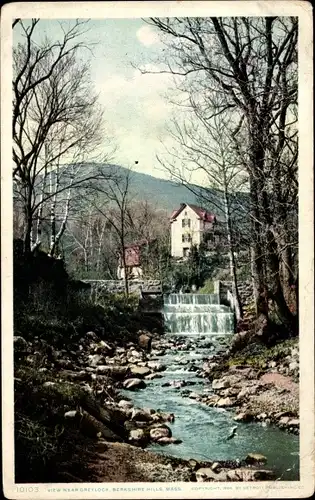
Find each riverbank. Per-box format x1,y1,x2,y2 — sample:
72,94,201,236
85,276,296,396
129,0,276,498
199,338,299,434
15,329,285,483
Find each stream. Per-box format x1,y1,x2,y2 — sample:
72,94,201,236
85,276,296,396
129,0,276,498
123,293,299,480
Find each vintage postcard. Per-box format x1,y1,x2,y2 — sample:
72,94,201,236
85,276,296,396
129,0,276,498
1,1,314,499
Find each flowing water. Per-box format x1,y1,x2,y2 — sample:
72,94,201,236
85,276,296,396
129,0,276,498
123,293,299,480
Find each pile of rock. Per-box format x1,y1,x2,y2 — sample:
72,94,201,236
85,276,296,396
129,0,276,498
194,360,299,434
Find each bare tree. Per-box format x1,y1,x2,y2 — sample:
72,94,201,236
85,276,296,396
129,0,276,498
146,16,298,332
156,92,245,319
88,167,135,295
13,19,113,256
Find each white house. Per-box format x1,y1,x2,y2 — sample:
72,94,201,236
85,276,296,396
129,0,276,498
170,203,218,258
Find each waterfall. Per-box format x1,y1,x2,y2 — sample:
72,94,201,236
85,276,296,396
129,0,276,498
163,293,234,335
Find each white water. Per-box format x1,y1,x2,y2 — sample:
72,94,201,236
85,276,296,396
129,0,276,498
164,293,234,336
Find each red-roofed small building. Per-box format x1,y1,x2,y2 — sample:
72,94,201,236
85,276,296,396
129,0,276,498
170,203,220,258
117,239,156,279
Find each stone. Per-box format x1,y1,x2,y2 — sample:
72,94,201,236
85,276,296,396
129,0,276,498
86,331,98,341
279,416,290,425
130,408,153,422
149,426,172,441
43,381,55,387
128,349,142,359
157,437,182,445
94,341,113,355
145,373,162,380
64,410,78,419
288,419,299,427
188,392,200,400
212,379,230,390
289,361,299,372
129,365,151,378
94,439,108,453
245,453,267,465
138,334,152,352
211,462,222,472
88,354,105,367
226,468,273,481
60,370,89,381
170,380,186,388
14,336,28,352
195,467,227,482
129,428,147,443
122,378,146,390
216,397,235,407
147,361,166,372
118,399,133,409
257,412,268,420
96,365,128,379
188,459,198,470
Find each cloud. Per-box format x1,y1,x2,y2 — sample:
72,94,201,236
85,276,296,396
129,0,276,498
136,25,160,46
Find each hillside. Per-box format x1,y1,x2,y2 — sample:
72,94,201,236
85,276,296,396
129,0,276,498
69,163,235,217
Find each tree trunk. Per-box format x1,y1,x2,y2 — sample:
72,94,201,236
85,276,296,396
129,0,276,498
223,180,243,320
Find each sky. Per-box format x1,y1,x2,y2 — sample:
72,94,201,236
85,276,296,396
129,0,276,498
13,18,191,182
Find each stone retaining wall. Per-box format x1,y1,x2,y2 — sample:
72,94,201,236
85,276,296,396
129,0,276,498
82,279,162,297
216,280,253,310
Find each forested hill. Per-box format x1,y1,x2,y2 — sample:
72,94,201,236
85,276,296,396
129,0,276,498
74,163,242,216
84,163,201,212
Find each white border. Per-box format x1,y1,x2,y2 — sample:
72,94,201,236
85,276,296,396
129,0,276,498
1,2,314,499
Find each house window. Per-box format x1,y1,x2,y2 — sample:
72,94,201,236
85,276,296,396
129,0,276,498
182,218,191,228
182,234,192,243
183,247,190,257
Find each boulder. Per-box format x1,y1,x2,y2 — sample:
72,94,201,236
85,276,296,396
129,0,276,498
129,365,151,378
203,361,219,374
138,334,152,352
123,378,146,390
188,392,200,400
289,361,299,372
14,336,29,352
212,379,230,390
96,365,128,379
86,331,99,341
245,453,267,465
157,437,182,445
216,397,236,408
129,428,148,444
149,426,172,441
288,418,299,427
94,341,113,355
88,354,105,367
64,410,78,419
195,467,227,482
237,386,259,399
233,411,253,422
130,408,154,422
226,468,274,481
118,399,133,409
211,462,222,472
60,370,90,381
279,416,290,426
146,361,166,372
79,411,122,441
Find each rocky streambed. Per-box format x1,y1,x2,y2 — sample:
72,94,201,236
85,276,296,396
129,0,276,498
14,330,299,482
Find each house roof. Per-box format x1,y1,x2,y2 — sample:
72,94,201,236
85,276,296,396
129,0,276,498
170,203,216,223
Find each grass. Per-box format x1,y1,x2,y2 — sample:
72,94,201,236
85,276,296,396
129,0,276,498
198,279,214,294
